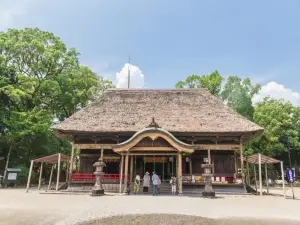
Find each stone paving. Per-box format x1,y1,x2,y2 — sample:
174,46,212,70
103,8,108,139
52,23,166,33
0,188,300,225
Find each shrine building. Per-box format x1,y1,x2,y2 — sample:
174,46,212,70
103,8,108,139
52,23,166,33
54,89,263,194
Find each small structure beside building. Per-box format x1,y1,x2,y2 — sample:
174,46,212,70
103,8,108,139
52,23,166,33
54,89,264,194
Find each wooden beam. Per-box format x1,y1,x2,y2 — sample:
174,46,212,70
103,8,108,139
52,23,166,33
123,153,129,193
48,164,54,190
26,160,34,193
128,153,178,156
178,153,183,194
196,144,239,150
38,162,43,190
56,153,61,191
68,144,75,185
130,147,177,151
74,144,113,149
119,155,124,193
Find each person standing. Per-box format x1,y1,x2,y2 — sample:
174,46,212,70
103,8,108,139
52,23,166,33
157,176,161,194
133,174,141,194
152,172,159,196
170,176,177,195
142,172,150,194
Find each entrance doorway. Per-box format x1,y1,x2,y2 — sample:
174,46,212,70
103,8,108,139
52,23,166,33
142,156,177,182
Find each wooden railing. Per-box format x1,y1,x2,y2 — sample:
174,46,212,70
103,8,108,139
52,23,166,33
71,173,129,183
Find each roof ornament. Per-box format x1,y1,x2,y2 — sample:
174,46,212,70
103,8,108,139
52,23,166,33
147,117,160,129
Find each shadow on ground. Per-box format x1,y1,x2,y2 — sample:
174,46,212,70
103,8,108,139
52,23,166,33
79,214,299,225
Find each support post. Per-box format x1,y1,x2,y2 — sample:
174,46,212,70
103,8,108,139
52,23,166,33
178,153,183,194
48,164,54,190
68,144,75,185
246,160,250,185
26,160,34,193
123,153,129,193
56,153,61,191
119,155,124,193
38,162,43,190
280,161,286,198
130,155,134,182
258,153,262,196
265,163,269,194
208,150,211,164
65,161,69,182
189,155,193,175
240,139,244,186
234,151,238,181
162,156,165,182
254,164,257,192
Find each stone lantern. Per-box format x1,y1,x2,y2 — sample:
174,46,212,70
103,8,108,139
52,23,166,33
91,150,106,196
201,158,215,197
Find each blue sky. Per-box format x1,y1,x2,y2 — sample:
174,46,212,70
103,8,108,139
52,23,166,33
1,0,300,105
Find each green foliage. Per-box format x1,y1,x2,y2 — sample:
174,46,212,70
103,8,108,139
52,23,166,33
175,70,223,96
175,72,300,162
221,76,261,120
175,72,260,119
0,28,114,181
252,98,300,156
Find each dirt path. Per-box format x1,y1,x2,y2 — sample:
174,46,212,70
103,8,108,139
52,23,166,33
1,188,300,225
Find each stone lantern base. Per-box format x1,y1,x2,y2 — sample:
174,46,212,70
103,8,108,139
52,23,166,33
201,163,215,198
91,189,105,196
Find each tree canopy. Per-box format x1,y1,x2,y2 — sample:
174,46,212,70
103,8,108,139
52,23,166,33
175,72,300,165
0,28,114,175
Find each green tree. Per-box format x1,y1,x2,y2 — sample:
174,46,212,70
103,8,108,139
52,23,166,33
221,76,261,120
175,70,223,96
0,28,114,178
252,98,300,160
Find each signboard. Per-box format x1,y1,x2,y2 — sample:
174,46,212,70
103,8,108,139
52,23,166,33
286,169,295,183
7,173,17,181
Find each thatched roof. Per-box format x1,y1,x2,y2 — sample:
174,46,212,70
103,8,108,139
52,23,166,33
54,89,263,138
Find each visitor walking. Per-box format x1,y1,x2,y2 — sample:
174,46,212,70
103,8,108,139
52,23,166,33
152,172,159,196
170,176,177,195
142,172,150,194
133,174,141,194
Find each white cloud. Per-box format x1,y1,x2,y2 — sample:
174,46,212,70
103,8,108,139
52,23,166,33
253,81,300,106
116,63,145,88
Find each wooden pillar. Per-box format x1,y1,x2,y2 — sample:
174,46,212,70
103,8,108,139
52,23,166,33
123,153,129,193
26,160,34,193
280,161,286,198
178,153,183,194
119,154,124,193
208,150,211,164
258,153,262,196
56,153,61,191
253,164,257,192
68,144,75,184
77,150,81,172
240,139,244,186
100,149,104,159
234,151,238,181
130,156,134,182
65,161,69,183
48,164,54,190
265,163,269,194
189,155,193,175
246,160,250,185
38,162,43,190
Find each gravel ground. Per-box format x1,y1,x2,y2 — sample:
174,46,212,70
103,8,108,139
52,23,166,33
0,188,300,225
82,214,299,225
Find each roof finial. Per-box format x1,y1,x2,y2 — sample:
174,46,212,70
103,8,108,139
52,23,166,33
147,117,160,128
